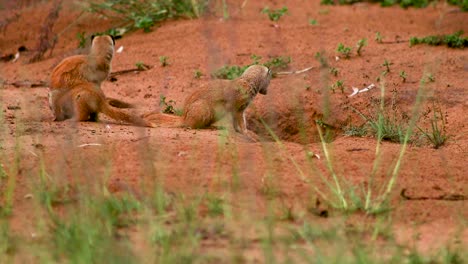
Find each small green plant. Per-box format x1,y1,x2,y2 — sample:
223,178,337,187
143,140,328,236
382,59,393,73
330,67,339,76
409,31,468,48
375,32,383,43
261,6,289,22
314,51,329,67
356,38,367,56
309,18,318,25
76,32,87,48
337,43,352,59
330,80,345,93
320,0,335,5
88,0,206,33
135,61,149,70
399,70,407,82
193,69,203,79
159,56,169,67
343,124,367,137
426,73,435,82
159,95,182,115
418,103,448,149
211,55,291,80
205,196,224,217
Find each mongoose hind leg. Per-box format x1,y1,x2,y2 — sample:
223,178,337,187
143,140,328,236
183,100,216,129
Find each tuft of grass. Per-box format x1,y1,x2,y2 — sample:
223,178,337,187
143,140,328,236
135,61,149,70
410,31,468,48
356,38,367,56
88,0,208,33
343,124,367,137
159,95,182,116
159,56,169,67
399,70,407,82
76,32,87,49
193,69,203,79
309,18,318,25
418,102,448,149
375,31,384,43
336,43,352,59
314,51,329,68
329,67,339,76
382,59,393,73
330,80,345,93
261,6,288,22
211,55,291,80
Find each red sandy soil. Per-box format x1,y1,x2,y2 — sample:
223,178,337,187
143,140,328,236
0,0,467,255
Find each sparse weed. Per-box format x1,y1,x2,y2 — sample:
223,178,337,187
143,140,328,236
159,56,169,67
418,102,448,149
330,80,345,93
160,95,182,116
410,31,468,48
356,38,367,56
337,43,352,59
309,18,318,25
343,124,367,137
426,73,435,82
382,59,393,73
314,51,329,67
329,67,339,76
135,61,149,70
261,6,289,22
76,32,87,48
375,31,383,43
193,69,203,79
88,0,208,33
211,55,291,80
399,70,407,82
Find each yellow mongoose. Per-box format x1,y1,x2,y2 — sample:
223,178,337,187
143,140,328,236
50,34,153,127
49,34,132,120
52,82,154,127
145,65,272,133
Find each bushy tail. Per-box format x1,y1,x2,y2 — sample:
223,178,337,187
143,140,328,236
101,102,155,127
106,98,135,108
141,112,183,128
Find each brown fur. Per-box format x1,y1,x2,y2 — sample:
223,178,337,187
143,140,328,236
145,65,271,133
53,82,154,127
49,35,132,120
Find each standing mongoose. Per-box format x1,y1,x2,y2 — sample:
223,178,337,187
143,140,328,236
144,65,272,133
49,34,132,120
49,34,153,127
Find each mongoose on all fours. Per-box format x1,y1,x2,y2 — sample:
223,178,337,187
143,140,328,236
49,34,133,120
49,35,154,127
144,65,272,134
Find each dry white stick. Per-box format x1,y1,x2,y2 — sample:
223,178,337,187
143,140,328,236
77,143,102,148
275,66,314,76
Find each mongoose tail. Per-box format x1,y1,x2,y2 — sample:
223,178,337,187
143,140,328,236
142,112,183,128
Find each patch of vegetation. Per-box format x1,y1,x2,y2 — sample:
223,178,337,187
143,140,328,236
160,95,182,116
211,55,291,80
399,70,407,82
330,67,339,76
382,59,393,73
375,31,384,43
193,69,203,79
329,80,345,93
448,0,468,11
410,31,468,48
135,61,149,70
343,124,367,137
314,51,329,67
309,18,318,25
418,102,448,149
356,38,367,56
76,32,87,49
336,43,352,59
159,56,169,67
87,0,208,33
261,6,289,22
320,0,436,8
